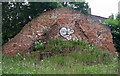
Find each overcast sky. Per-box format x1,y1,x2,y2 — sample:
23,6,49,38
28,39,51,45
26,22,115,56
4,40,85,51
86,0,120,18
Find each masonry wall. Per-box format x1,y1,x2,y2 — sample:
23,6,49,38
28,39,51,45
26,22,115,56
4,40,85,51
2,7,117,57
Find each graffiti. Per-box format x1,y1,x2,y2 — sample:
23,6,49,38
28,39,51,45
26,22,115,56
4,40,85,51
59,27,74,40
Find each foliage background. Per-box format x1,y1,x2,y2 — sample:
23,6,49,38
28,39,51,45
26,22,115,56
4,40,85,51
103,14,120,53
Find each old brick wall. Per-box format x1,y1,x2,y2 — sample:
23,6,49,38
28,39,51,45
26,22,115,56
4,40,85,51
2,7,117,57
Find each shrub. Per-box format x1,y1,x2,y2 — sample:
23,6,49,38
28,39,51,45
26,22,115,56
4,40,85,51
34,43,45,51
34,38,116,65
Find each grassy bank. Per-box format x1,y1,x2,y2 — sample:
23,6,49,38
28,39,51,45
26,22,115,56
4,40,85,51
2,39,119,74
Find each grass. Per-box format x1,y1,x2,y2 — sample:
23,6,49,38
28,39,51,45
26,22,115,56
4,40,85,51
2,39,119,74
0,51,2,76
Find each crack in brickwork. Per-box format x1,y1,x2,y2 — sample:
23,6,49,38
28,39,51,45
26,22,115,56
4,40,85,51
2,7,117,57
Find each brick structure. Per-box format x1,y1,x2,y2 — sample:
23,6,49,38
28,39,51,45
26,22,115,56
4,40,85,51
90,15,108,23
2,7,117,57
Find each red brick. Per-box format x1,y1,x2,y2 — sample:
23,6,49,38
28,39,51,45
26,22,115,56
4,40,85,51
2,7,117,57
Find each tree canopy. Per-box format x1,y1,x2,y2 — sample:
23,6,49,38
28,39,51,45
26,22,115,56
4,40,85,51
103,14,120,53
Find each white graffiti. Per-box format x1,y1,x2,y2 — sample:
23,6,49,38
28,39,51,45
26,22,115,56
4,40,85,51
59,27,74,40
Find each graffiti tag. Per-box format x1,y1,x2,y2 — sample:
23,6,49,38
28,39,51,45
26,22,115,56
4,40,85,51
59,27,74,40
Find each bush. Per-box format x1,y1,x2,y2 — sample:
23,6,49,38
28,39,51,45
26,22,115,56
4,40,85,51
34,38,116,65
2,39,118,74
34,43,45,51
103,18,120,53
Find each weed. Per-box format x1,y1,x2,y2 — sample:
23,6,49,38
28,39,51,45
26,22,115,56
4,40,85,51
2,38,119,74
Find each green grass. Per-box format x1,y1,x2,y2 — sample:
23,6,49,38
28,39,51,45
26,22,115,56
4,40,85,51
2,39,119,74
0,51,2,76
2,51,118,74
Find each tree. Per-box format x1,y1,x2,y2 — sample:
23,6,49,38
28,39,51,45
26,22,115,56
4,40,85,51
103,14,120,53
61,2,89,15
69,2,89,15
2,2,62,45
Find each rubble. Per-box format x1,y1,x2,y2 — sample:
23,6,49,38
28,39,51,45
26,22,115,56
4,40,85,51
2,7,117,57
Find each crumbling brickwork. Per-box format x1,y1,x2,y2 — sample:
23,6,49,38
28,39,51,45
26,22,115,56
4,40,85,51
2,7,116,57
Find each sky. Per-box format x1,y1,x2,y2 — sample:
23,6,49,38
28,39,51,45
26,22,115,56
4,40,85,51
86,0,120,18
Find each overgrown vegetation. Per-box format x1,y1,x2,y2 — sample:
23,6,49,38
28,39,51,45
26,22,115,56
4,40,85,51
62,2,89,15
103,14,120,53
0,51,2,76
2,2,62,44
2,1,119,74
2,39,118,74
34,38,117,65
